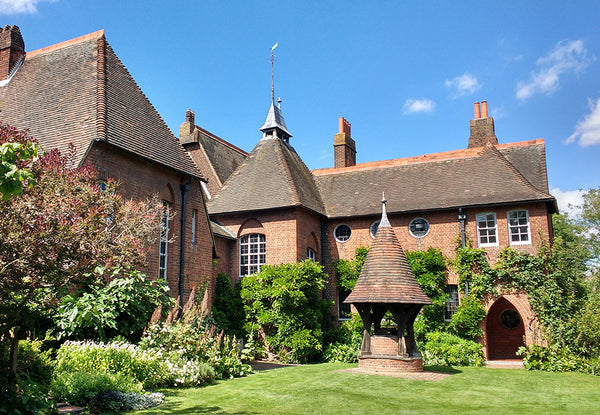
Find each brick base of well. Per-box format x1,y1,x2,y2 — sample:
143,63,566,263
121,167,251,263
358,355,424,372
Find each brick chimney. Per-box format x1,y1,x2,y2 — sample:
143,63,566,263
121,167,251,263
179,109,195,138
0,25,25,82
334,117,356,168
468,101,498,148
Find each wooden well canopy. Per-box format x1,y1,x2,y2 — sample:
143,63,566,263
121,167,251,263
344,196,432,359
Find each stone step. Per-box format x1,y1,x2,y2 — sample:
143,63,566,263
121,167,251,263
57,403,84,414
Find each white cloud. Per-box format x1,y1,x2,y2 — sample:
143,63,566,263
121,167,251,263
0,0,55,15
566,97,600,147
445,73,481,97
402,98,436,115
516,39,589,100
551,187,585,217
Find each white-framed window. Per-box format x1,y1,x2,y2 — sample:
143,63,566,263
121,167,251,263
445,285,459,321
334,224,352,242
239,233,266,276
507,210,531,245
159,202,170,280
191,209,197,244
338,288,352,320
476,212,498,247
307,248,316,262
409,218,430,238
369,221,380,239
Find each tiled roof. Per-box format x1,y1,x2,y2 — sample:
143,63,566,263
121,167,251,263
208,136,326,215
313,140,555,218
182,126,247,185
345,206,432,305
0,30,202,178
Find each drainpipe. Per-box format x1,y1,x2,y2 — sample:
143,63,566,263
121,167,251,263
178,179,192,314
458,208,468,297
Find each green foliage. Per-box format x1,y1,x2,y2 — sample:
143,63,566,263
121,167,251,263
211,273,246,338
518,344,600,375
420,331,485,367
140,302,251,380
53,266,174,342
323,314,363,363
89,390,164,413
0,378,57,415
0,123,39,200
54,340,173,389
51,371,143,406
241,260,331,363
447,296,486,341
332,246,369,291
406,248,449,337
16,340,53,386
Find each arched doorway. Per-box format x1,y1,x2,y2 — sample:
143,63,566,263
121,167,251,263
486,297,525,359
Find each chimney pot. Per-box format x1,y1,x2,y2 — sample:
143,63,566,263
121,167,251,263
0,25,25,82
474,102,481,119
481,101,488,118
185,109,195,124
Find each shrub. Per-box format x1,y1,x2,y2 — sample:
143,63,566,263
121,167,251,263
420,331,484,367
54,340,173,389
211,273,246,338
0,378,57,415
518,344,599,375
17,340,53,385
241,260,331,363
323,314,363,363
51,371,142,406
447,296,486,341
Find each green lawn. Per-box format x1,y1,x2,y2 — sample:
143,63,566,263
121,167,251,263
130,363,600,414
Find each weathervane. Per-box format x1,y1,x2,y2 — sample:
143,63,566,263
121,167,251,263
270,42,278,104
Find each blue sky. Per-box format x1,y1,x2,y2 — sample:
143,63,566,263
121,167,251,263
3,0,599,216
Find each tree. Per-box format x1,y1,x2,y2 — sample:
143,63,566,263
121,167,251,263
0,145,163,391
0,122,38,200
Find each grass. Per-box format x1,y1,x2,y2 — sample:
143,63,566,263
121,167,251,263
129,363,600,414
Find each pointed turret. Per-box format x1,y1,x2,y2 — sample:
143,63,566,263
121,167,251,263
260,97,292,141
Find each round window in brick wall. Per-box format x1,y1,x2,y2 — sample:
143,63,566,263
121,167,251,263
409,218,430,238
369,221,380,239
499,309,521,329
334,224,352,242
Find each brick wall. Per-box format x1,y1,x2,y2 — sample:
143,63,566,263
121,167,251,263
86,142,214,304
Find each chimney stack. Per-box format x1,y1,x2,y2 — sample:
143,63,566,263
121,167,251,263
334,117,356,168
179,109,195,138
0,25,25,82
468,101,498,148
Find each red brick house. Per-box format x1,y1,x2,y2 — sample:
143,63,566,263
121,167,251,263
0,26,214,306
182,96,557,359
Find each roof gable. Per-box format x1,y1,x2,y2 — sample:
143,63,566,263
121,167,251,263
0,30,201,178
208,136,325,215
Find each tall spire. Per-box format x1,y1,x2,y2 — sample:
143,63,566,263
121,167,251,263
260,42,292,142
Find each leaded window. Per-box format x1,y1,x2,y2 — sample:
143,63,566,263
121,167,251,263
159,202,170,280
240,233,266,276
445,285,459,321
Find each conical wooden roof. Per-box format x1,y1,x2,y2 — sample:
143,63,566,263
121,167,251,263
344,199,432,305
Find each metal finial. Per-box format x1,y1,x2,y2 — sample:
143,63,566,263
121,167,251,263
270,42,278,104
277,97,282,109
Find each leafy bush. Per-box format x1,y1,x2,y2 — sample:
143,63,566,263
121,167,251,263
518,344,600,375
17,340,53,386
420,331,484,367
0,378,57,415
211,273,246,338
53,266,174,342
447,296,486,341
54,341,173,389
323,314,363,363
51,371,142,406
241,260,331,363
140,302,250,381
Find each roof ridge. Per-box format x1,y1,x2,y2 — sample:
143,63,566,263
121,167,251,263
312,139,546,176
195,125,248,156
482,143,550,197
25,30,105,59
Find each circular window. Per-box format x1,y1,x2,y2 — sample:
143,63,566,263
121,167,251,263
499,309,521,329
369,221,380,239
409,218,430,238
334,224,352,242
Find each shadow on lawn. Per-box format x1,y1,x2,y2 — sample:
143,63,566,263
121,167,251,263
424,365,463,374
138,390,256,415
